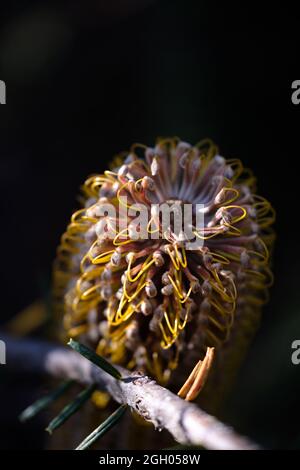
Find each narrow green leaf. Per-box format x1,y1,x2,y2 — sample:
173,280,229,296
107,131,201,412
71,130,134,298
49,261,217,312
75,405,127,450
68,338,122,380
19,380,74,423
46,383,97,434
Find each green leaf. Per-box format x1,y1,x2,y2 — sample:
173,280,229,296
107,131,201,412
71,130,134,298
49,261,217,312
68,339,122,380
75,405,127,450
46,383,97,434
19,380,74,423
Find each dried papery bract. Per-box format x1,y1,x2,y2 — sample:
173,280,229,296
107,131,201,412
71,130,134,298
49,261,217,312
53,138,275,396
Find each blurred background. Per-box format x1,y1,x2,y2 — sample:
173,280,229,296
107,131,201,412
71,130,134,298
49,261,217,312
0,0,300,450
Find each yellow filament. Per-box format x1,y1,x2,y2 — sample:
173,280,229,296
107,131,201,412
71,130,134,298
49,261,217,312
84,175,113,197
164,311,178,336
105,218,119,235
126,358,136,370
193,228,224,241
147,216,160,234
115,303,137,325
63,313,72,331
67,222,90,236
207,314,227,332
209,296,236,316
210,251,230,265
210,280,235,304
195,138,218,162
220,205,247,237
130,142,148,152
248,280,270,290
71,296,100,317
256,237,269,260
167,273,192,304
123,275,147,302
61,233,84,244
244,293,269,306
117,181,142,212
80,252,90,273
109,325,127,341
174,245,187,268
213,250,240,263
155,137,179,149
178,309,189,330
179,286,193,304
108,291,142,326
71,208,88,223
67,324,88,338
89,248,114,265
110,343,126,363
113,228,133,246
126,255,155,283
227,275,238,301
226,159,244,182
104,170,118,179
254,200,272,217
205,329,223,347
167,274,184,299
159,322,176,349
134,177,144,192
217,187,239,206
166,246,180,270
245,267,274,288
96,339,107,356
257,214,276,229
80,267,103,284
80,283,101,301
211,270,237,302
71,207,98,224
117,181,132,209
223,205,247,224
247,249,269,265
57,244,80,256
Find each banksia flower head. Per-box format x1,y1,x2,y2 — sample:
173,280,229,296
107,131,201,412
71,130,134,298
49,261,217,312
54,138,275,391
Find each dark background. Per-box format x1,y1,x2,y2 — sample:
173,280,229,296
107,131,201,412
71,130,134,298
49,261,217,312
0,0,300,450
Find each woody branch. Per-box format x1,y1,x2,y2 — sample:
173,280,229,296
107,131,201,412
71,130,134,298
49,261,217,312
1,332,259,450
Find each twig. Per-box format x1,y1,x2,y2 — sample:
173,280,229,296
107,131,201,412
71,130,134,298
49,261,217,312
1,332,259,450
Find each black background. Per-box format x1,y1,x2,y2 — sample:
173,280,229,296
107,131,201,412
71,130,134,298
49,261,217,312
0,0,300,450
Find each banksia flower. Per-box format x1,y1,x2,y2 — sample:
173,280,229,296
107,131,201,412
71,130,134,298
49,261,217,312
54,138,275,400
